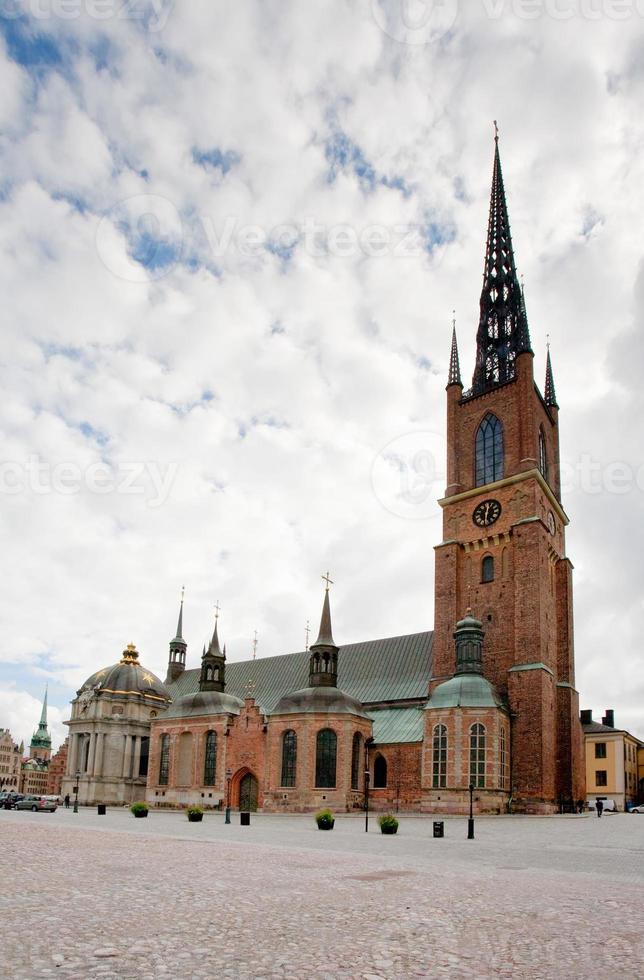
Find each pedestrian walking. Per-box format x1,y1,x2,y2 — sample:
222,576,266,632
596,799,603,818
64,794,70,809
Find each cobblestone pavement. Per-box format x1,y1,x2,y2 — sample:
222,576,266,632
2,808,644,979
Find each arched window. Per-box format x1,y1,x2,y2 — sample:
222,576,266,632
500,727,507,790
351,732,362,791
203,730,217,786
281,730,297,787
469,723,486,788
373,754,387,788
482,555,494,583
432,724,447,788
315,729,337,788
475,413,504,487
539,426,548,481
158,734,170,786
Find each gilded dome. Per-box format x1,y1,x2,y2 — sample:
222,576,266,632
79,644,170,704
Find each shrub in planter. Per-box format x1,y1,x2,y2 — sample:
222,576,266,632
378,814,399,835
315,808,335,830
187,806,204,823
130,802,149,818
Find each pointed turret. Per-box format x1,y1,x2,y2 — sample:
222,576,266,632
469,127,532,398
309,575,338,688
165,588,187,684
544,348,558,409
29,686,51,761
200,610,226,693
447,320,462,388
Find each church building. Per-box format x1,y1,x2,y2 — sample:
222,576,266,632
65,134,586,814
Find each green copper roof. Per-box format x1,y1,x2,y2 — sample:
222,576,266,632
368,707,425,743
425,673,506,710
166,631,433,713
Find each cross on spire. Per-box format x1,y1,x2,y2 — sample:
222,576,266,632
322,571,333,591
214,599,221,620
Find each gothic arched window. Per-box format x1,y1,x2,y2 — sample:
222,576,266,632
315,729,337,788
158,734,170,786
500,727,507,790
281,730,297,787
475,413,504,487
539,426,548,482
203,730,217,786
373,754,387,788
469,723,486,789
482,555,494,583
351,732,362,791
432,724,447,788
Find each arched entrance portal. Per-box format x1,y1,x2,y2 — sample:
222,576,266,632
238,771,259,812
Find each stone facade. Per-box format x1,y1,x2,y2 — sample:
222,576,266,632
61,644,171,806
46,739,68,797
0,729,22,792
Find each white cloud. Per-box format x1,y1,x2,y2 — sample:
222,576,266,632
1,3,644,746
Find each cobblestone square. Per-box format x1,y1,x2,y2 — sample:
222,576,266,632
2,808,644,979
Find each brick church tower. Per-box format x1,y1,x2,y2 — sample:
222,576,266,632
430,132,585,812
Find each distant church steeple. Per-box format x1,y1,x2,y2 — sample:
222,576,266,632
308,574,338,688
29,686,51,762
470,124,532,398
166,587,187,684
544,346,558,409
200,604,226,693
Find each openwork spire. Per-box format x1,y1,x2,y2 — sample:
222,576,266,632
469,126,532,398
544,347,558,408
447,316,462,387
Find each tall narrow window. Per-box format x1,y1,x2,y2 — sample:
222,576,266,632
351,732,362,790
139,736,149,778
500,727,507,789
475,413,504,487
203,730,217,786
469,723,486,788
539,426,548,481
158,734,170,786
281,730,297,787
481,555,494,583
373,754,387,788
315,729,337,788
432,724,447,788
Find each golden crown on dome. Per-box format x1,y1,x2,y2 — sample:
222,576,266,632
119,643,140,665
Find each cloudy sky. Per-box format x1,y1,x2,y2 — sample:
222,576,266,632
1,1,644,752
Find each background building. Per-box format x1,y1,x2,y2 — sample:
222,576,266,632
46,739,68,798
0,729,22,792
581,709,643,810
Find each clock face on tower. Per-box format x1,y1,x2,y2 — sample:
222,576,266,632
472,499,502,528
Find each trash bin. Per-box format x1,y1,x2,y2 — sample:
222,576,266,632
97,804,106,816
240,811,250,826
433,821,444,838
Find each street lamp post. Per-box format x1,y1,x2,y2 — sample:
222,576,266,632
225,768,232,824
467,783,475,840
364,736,374,833
73,770,81,814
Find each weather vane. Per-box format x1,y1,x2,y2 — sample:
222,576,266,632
493,119,499,142
214,599,221,621
322,571,334,591
252,630,258,661
305,619,311,651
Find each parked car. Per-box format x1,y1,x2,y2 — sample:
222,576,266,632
587,798,617,812
630,803,644,813
2,793,23,809
15,795,57,812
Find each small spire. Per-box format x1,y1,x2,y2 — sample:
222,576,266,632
313,575,336,648
174,586,185,640
447,313,462,387
544,344,558,408
39,685,48,727
208,618,222,657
